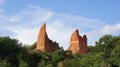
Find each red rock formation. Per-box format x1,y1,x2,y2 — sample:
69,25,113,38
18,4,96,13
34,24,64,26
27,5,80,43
68,29,89,54
36,23,60,52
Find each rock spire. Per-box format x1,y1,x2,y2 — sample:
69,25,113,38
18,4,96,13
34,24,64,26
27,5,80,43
36,23,60,52
68,29,89,54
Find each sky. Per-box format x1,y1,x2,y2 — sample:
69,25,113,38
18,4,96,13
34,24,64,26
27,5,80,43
0,0,120,49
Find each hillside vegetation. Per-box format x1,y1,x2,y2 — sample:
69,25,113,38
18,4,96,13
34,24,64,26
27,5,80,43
0,35,120,67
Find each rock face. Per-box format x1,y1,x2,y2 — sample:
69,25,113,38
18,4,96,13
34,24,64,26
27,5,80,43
68,29,89,54
36,23,60,52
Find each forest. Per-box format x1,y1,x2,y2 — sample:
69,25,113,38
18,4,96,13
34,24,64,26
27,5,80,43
0,35,120,67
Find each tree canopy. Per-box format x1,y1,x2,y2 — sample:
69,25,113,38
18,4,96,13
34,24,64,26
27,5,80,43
0,35,120,67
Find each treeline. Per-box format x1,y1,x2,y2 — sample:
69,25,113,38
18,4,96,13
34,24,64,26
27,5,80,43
0,35,120,67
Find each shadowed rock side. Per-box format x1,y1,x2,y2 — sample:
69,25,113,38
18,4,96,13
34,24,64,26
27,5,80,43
68,29,89,54
36,23,60,52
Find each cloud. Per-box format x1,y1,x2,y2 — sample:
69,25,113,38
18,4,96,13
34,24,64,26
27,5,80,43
47,21,74,49
8,27,39,45
86,23,120,45
1,5,120,49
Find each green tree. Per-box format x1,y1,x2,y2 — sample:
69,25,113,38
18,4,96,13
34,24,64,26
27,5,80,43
18,59,29,67
0,36,22,67
38,51,52,67
30,42,36,50
109,45,120,67
0,59,12,67
94,35,114,52
52,48,66,64
90,35,120,67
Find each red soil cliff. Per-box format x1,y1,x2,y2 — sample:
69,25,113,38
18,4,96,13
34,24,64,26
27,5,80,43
36,23,60,52
68,29,89,54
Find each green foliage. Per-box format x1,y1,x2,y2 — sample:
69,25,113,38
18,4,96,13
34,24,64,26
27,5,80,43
18,48,41,67
61,53,81,67
0,36,22,67
0,59,12,67
38,51,52,67
94,35,120,53
0,35,120,67
28,52,41,67
18,59,29,67
109,45,120,66
52,48,66,63
62,59,80,67
0,36,21,59
61,35,120,67
94,35,114,52
30,42,36,50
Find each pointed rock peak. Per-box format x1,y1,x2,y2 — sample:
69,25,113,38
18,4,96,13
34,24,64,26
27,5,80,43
70,29,80,41
75,29,79,33
43,23,46,26
36,23,60,52
68,29,89,54
40,23,46,32
73,29,79,35
42,23,46,28
73,29,79,36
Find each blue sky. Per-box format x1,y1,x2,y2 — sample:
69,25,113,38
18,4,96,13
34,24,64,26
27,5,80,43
0,0,120,49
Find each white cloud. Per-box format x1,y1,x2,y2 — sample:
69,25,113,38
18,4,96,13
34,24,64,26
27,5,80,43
8,27,39,45
1,5,120,49
86,23,120,46
8,16,21,22
47,21,74,49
